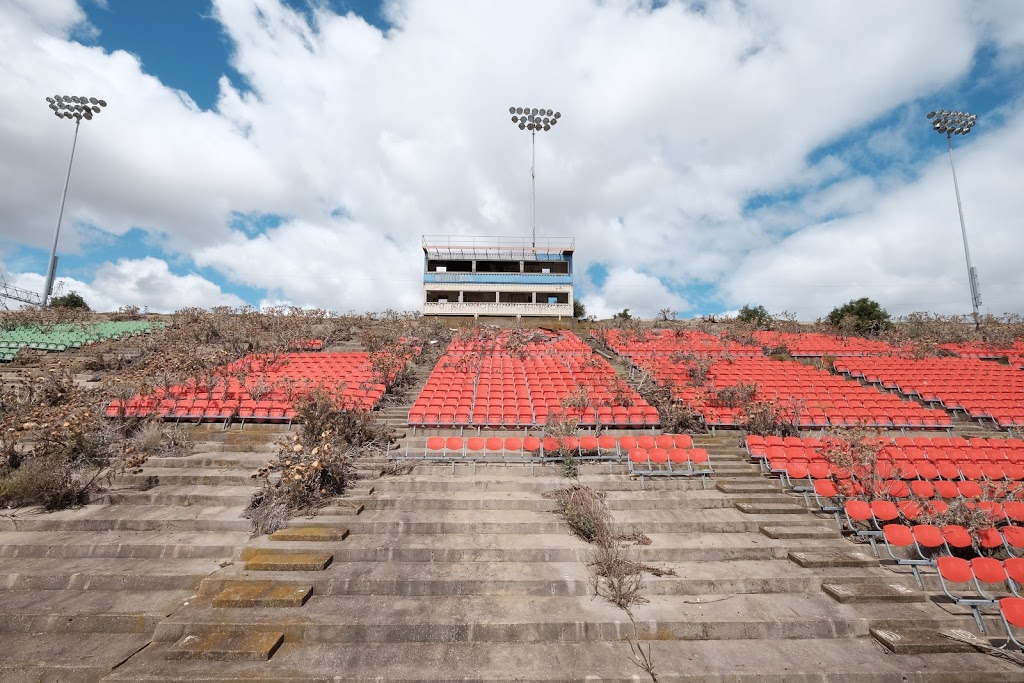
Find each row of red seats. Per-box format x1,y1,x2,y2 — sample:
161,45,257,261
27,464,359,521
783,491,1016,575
836,356,1024,429
604,329,763,356
107,352,387,420
410,331,655,429
649,355,950,429
754,331,897,357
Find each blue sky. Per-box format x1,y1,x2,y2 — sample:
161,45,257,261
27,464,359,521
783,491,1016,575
1,1,1023,317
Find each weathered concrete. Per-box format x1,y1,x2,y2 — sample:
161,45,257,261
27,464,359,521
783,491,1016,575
734,501,808,515
269,526,349,542
822,581,924,603
760,525,837,539
165,630,284,661
103,639,1024,682
244,552,333,571
870,627,980,654
212,582,312,608
788,550,879,568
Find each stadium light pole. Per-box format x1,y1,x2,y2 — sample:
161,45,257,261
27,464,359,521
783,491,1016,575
42,94,107,307
926,109,980,327
508,106,561,247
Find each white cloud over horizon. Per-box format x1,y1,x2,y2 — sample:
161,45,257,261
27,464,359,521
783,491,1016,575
1,0,1023,318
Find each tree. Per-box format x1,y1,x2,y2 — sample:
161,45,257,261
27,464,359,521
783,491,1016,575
49,291,90,310
736,304,772,329
656,308,677,322
826,297,891,336
573,299,587,319
612,308,632,320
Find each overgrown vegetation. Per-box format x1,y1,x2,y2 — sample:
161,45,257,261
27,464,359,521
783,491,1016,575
825,297,891,337
736,304,772,329
0,365,177,510
244,388,394,534
547,484,674,612
48,291,90,310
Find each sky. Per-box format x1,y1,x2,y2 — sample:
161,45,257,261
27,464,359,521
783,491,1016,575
1,0,1023,319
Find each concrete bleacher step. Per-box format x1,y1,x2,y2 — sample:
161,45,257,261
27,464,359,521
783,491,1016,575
105,484,254,507
788,549,878,568
376,474,709,493
0,557,223,590
365,489,762,512
146,592,982,645
760,525,839,539
0,505,252,533
342,508,820,536
0,530,247,559
196,559,894,598
717,480,781,493
822,581,925,603
244,552,333,571
165,630,284,662
269,526,350,542
734,501,808,515
0,632,152,683
145,452,272,469
116,467,258,487
0,589,186,634
870,626,984,654
105,637,1024,681
211,582,312,608
242,530,854,564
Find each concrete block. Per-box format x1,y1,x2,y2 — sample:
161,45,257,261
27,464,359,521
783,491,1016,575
734,502,806,515
822,581,924,603
212,582,312,607
870,627,979,654
244,552,333,571
270,527,349,542
716,482,779,494
165,630,284,661
760,525,835,539
788,550,878,568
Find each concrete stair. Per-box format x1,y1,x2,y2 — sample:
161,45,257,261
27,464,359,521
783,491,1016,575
103,430,1024,681
0,432,271,681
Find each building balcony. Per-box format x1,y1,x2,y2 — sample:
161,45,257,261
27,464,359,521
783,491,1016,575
423,272,572,285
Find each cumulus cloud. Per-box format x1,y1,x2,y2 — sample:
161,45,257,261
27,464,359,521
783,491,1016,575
6,257,244,312
582,268,690,320
0,0,1022,317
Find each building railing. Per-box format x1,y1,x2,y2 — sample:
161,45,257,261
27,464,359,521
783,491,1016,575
422,234,574,258
424,272,572,285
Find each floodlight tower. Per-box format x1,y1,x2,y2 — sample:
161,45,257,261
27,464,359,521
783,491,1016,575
508,106,561,247
926,109,980,326
42,94,107,307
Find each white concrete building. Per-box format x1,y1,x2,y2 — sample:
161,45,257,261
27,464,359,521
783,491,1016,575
422,235,575,318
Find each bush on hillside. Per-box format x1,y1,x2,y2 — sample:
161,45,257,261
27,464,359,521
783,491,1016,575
736,304,772,329
49,291,90,310
825,298,891,337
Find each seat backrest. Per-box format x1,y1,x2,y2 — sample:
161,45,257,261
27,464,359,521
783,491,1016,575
970,557,1007,584
1000,597,1024,628
845,500,872,521
912,524,946,549
937,556,973,583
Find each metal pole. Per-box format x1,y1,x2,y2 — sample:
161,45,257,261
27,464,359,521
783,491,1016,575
531,129,536,248
43,119,81,307
946,133,981,326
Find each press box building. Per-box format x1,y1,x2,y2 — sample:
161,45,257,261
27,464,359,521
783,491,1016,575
421,235,575,319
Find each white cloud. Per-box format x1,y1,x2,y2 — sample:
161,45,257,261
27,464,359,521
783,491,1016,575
721,103,1024,318
582,268,690,320
7,257,245,312
0,0,1022,317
